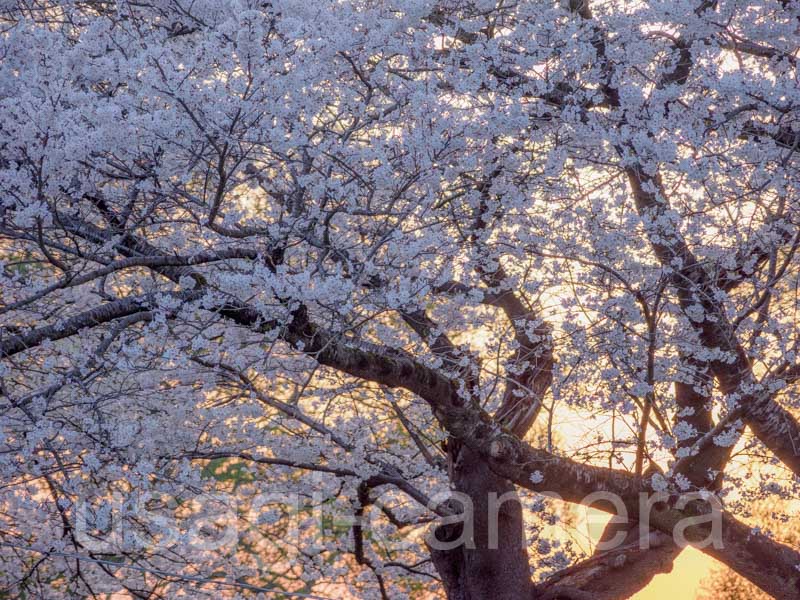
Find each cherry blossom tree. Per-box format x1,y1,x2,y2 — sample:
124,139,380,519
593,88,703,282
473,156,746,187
2,1,800,598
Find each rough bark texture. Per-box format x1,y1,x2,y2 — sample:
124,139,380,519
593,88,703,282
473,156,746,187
429,446,534,600
538,526,678,600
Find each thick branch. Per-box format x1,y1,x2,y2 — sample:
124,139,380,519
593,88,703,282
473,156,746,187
1,292,198,358
626,166,800,476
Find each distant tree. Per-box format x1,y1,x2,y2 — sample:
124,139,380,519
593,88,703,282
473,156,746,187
700,497,800,600
2,1,800,598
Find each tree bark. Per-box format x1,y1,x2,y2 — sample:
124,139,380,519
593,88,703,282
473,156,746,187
430,446,534,599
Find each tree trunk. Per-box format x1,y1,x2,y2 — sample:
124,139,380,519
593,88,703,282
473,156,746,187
429,445,534,599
